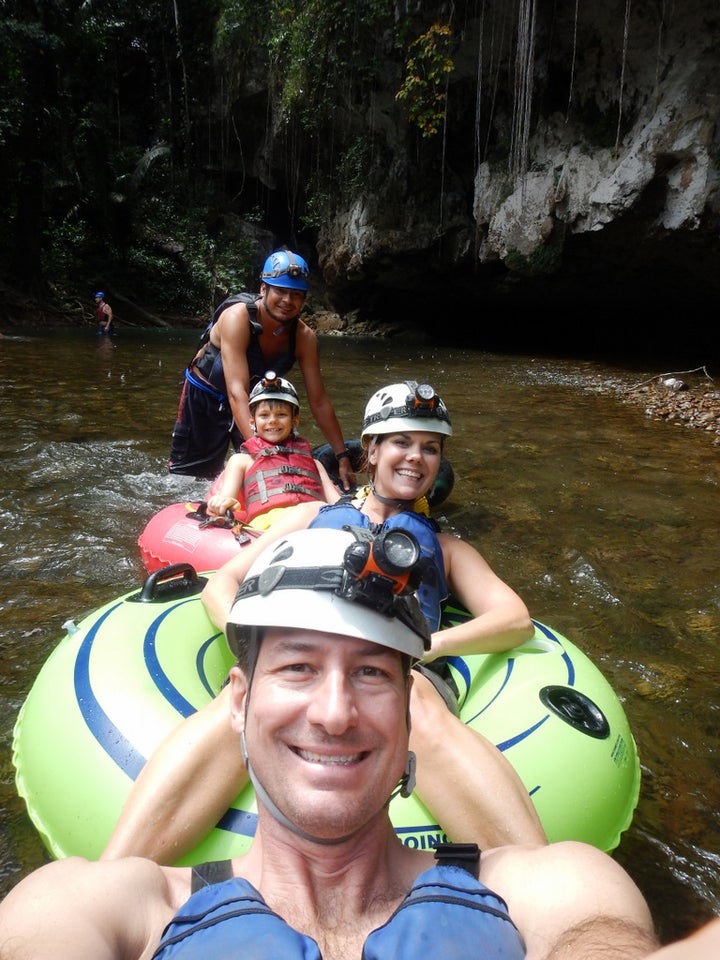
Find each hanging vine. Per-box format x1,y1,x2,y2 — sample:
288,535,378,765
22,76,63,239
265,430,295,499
615,0,632,152
566,0,580,122
395,22,454,139
509,0,537,180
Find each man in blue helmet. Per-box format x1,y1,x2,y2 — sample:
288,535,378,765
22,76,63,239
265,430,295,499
168,249,354,487
94,291,114,335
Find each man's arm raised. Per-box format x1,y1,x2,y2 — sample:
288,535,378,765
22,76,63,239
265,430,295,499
0,857,177,960
484,840,659,960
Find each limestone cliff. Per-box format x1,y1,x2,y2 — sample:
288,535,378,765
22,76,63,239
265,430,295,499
312,1,719,359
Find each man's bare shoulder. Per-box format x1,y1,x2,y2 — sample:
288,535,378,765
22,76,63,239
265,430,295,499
216,302,254,341
294,319,319,352
480,842,658,958
0,857,190,960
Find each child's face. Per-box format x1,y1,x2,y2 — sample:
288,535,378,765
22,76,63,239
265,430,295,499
251,400,299,442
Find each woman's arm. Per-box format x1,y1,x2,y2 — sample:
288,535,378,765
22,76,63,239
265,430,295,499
409,672,547,847
101,688,245,863
428,533,534,661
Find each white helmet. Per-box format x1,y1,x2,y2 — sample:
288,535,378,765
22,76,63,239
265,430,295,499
226,527,430,663
248,371,300,411
361,381,452,444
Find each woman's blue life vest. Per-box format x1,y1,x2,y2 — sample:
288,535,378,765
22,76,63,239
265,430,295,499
151,861,525,959
238,435,326,523
310,501,448,632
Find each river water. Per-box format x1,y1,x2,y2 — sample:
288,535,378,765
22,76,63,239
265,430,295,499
0,326,718,943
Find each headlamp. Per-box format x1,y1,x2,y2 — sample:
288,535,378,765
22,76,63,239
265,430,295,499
342,528,422,599
260,370,280,389
362,381,451,433
263,265,308,279
262,252,309,280
407,382,439,415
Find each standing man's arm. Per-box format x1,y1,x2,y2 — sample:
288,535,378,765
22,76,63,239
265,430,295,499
218,304,254,439
295,324,355,490
103,302,113,330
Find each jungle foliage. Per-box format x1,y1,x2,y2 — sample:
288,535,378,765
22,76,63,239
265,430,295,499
0,0,461,317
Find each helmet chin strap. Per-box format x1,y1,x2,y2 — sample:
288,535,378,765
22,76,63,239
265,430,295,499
368,480,415,509
392,750,417,800
241,731,417,844
260,294,296,334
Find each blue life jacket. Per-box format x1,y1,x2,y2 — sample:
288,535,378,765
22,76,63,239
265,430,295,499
151,853,525,959
310,501,448,631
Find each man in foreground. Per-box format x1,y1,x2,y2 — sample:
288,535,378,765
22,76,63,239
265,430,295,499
0,527,686,958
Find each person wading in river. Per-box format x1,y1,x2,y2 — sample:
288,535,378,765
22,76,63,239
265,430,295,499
94,291,114,336
168,249,354,489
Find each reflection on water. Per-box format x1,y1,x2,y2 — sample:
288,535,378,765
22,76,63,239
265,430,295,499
0,327,718,940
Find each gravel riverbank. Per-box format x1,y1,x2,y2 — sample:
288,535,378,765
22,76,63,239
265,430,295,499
588,366,720,447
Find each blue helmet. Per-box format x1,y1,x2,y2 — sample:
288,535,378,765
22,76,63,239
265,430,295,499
261,250,310,291
94,291,105,298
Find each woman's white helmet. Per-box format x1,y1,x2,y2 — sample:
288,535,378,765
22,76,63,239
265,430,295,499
226,527,430,663
248,371,300,411
361,381,452,444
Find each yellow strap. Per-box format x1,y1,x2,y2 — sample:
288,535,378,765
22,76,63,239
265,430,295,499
353,484,430,517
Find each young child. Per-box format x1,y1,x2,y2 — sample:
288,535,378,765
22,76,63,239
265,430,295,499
206,371,339,526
